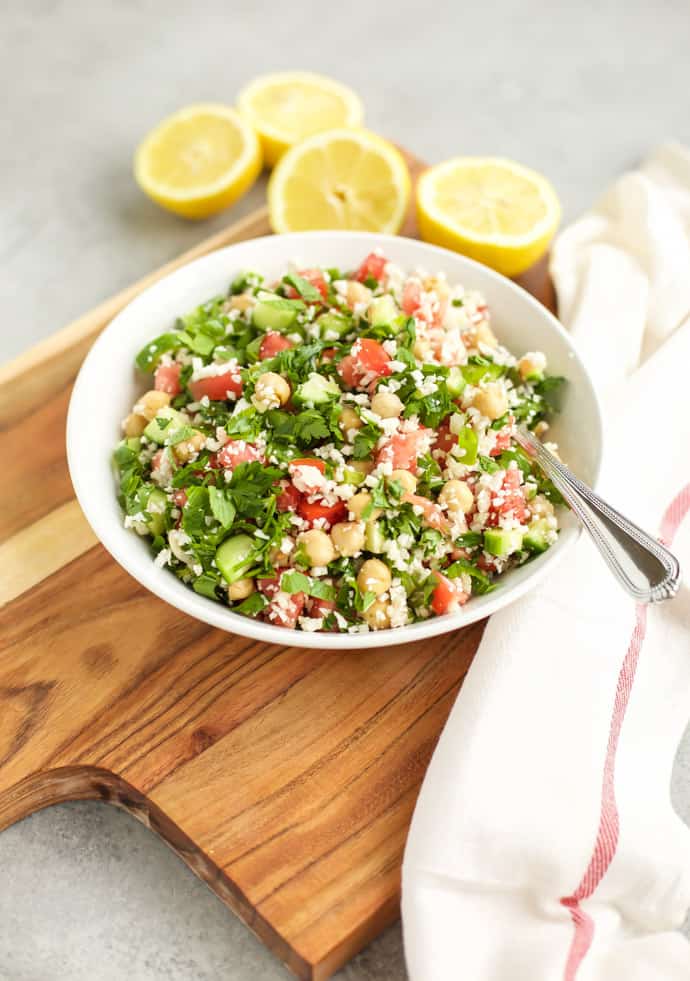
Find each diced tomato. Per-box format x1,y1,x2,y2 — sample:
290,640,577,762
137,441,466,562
337,338,392,389
189,370,242,402
321,347,337,363
151,449,169,473
172,489,188,507
402,279,447,327
377,429,430,473
477,553,499,573
289,458,327,494
297,497,347,528
154,362,182,396
402,493,449,533
259,331,293,360
355,251,388,284
402,280,422,316
276,481,302,512
258,574,306,629
306,587,339,631
430,571,469,616
216,439,265,470
489,416,515,457
434,419,457,455
284,268,329,302
487,467,529,524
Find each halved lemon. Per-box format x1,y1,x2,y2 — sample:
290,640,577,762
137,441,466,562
268,128,410,235
134,104,262,219
417,157,561,277
238,72,364,167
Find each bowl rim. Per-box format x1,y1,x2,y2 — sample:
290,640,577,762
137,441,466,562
67,230,603,650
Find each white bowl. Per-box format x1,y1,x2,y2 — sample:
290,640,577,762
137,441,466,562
67,232,602,650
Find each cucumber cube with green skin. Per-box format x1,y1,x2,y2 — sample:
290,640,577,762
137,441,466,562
126,437,142,453
446,366,466,398
216,534,256,584
365,520,385,554
253,299,299,332
294,372,341,406
367,294,398,326
316,312,352,339
484,527,524,557
143,406,186,445
523,519,553,553
342,468,367,486
145,488,168,537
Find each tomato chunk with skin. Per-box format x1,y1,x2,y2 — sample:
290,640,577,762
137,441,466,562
289,458,327,494
306,595,339,631
259,332,293,360
217,439,265,470
489,415,515,457
430,571,469,616
338,338,392,389
377,429,430,473
434,419,457,455
402,280,422,316
189,370,242,402
276,481,302,512
402,279,447,328
154,362,182,396
172,489,188,507
284,268,329,302
297,497,347,528
258,573,306,629
355,252,388,283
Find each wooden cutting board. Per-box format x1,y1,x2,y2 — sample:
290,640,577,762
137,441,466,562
0,149,554,981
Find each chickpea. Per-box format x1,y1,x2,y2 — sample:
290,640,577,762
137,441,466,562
362,597,391,630
371,391,403,419
357,558,391,597
530,494,555,519
135,389,171,421
339,405,362,433
174,430,206,463
123,412,147,437
298,529,336,568
472,383,508,421
349,459,373,476
227,292,254,312
346,280,371,307
438,479,474,514
389,469,417,494
518,352,546,381
348,492,381,521
253,372,291,412
331,521,365,558
476,322,498,349
228,578,255,601
413,336,432,361
534,420,549,439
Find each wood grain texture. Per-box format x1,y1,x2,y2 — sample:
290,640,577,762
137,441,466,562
0,148,555,980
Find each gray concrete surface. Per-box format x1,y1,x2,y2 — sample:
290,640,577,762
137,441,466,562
1,0,690,978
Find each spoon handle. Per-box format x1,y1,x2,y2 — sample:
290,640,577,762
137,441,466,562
515,427,681,603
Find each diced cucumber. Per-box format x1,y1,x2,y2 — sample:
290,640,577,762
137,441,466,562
253,299,299,332
294,372,341,406
143,406,186,445
365,520,385,554
523,481,538,501
484,527,524,557
461,361,505,385
367,294,398,326
315,312,352,340
126,437,142,453
145,488,168,536
216,534,257,584
446,366,466,397
456,426,478,466
342,467,367,486
523,519,553,553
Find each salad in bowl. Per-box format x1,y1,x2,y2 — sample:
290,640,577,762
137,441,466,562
113,249,567,635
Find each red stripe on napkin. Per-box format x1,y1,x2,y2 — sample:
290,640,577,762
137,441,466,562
560,483,689,979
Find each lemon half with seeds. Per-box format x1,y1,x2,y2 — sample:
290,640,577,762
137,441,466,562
134,104,262,219
417,157,561,277
268,128,410,235
238,72,364,167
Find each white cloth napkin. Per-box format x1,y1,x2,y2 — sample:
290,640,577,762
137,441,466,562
402,143,690,981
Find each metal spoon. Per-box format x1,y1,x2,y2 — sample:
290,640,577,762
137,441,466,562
515,426,681,604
